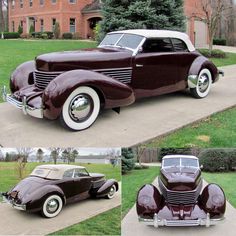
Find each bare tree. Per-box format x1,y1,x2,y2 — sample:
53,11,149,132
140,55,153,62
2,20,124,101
194,0,232,51
106,148,120,167
62,148,78,164
15,148,33,179
0,0,4,32
49,148,61,164
136,146,146,167
36,148,44,163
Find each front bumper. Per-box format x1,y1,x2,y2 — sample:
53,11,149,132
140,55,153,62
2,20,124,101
2,86,43,119
139,213,225,227
2,195,26,211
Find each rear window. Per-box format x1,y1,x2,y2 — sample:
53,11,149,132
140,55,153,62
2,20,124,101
171,38,188,52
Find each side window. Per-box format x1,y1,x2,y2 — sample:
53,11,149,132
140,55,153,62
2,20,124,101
171,38,188,52
73,168,89,178
63,169,74,178
142,38,173,53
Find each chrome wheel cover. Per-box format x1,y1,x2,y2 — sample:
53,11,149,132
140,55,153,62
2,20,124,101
69,94,94,122
46,199,59,214
108,186,116,198
198,74,210,93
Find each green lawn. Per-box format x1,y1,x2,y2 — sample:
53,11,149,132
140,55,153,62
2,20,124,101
146,106,236,148
0,39,97,101
122,167,159,218
0,162,120,193
203,172,236,208
49,206,121,236
210,52,236,67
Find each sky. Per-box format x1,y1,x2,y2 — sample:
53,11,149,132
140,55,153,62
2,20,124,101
0,147,121,156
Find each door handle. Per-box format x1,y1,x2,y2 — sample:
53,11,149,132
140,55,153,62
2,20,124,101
136,64,143,68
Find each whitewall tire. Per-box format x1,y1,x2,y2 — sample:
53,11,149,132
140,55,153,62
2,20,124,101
41,195,63,218
190,68,212,98
106,184,116,199
60,86,100,131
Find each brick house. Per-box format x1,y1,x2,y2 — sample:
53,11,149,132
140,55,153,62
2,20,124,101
8,0,208,46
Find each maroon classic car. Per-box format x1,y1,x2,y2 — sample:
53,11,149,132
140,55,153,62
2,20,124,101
1,164,118,218
3,29,223,131
137,155,226,227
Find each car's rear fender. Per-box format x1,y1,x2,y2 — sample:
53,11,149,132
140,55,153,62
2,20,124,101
10,60,35,93
42,69,135,120
94,179,119,197
187,56,218,88
22,185,66,212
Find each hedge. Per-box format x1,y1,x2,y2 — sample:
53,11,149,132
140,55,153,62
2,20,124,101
198,49,226,58
199,149,236,172
62,32,73,39
31,31,54,39
2,32,20,39
213,38,226,46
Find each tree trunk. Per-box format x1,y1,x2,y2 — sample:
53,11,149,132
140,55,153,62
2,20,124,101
0,0,5,32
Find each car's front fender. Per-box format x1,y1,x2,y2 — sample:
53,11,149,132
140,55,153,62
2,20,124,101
42,69,135,120
95,179,119,197
10,60,35,93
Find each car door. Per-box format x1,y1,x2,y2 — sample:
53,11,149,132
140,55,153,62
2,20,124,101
131,38,180,98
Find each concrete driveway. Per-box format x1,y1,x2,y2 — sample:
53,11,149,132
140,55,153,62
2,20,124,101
0,65,235,147
122,178,236,236
0,183,121,235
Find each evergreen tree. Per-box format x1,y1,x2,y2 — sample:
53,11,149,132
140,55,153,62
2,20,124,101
122,148,135,174
99,0,186,41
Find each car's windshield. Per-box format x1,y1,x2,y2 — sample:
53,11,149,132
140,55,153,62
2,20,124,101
163,158,199,168
99,33,144,50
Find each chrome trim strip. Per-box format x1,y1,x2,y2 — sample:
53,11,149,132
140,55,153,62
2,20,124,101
188,75,198,88
94,67,132,72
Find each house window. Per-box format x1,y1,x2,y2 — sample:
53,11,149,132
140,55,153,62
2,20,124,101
40,0,44,6
29,0,33,7
69,0,76,4
11,0,15,9
51,0,57,4
40,19,44,32
20,0,23,8
12,21,15,32
52,18,56,31
69,18,76,33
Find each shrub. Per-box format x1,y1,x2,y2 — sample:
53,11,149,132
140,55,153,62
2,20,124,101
31,32,41,38
20,33,31,39
122,148,135,174
199,149,236,172
73,32,80,40
3,32,20,39
29,25,35,35
62,32,73,39
53,22,60,39
213,38,226,46
134,165,150,170
18,25,23,35
198,49,226,58
44,31,54,39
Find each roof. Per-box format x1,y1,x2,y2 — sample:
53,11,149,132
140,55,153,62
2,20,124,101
30,164,85,180
82,0,102,13
109,29,195,52
163,155,198,160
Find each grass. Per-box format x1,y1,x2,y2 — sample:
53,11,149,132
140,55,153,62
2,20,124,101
0,162,120,194
210,52,236,67
49,206,121,236
122,167,159,218
0,39,97,101
203,172,236,208
146,106,236,148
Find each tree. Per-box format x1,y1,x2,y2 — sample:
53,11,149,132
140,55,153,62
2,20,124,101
18,24,23,35
99,0,186,41
36,148,44,162
0,0,8,32
62,148,78,163
49,148,61,164
194,0,232,51
53,22,60,39
107,148,120,167
122,148,135,174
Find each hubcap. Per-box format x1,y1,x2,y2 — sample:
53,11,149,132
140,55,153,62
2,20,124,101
46,199,59,213
69,94,93,122
108,186,115,197
198,74,209,93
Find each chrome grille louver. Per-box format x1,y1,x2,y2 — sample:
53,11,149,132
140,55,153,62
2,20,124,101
34,70,62,89
158,178,202,205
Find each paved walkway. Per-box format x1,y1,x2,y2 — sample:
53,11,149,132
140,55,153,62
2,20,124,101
0,65,235,147
213,45,236,53
122,178,236,236
0,183,121,235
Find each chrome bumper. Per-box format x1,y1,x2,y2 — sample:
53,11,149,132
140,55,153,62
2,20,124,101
2,86,43,119
139,213,225,227
2,195,26,211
